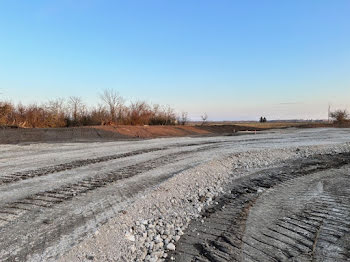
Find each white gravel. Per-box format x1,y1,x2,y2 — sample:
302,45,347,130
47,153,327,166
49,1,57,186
58,134,350,262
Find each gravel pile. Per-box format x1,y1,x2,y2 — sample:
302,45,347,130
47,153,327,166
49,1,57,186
128,185,223,262
59,142,350,262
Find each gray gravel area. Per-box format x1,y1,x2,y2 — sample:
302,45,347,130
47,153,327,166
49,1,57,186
0,128,349,262
171,152,350,261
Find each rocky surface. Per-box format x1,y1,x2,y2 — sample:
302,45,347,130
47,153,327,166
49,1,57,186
1,128,349,261
58,141,350,262
172,152,350,261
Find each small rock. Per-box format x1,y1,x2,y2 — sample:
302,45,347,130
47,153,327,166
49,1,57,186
153,251,164,258
130,245,136,253
167,243,176,251
140,251,147,260
154,235,162,243
125,232,135,242
155,242,164,249
257,187,265,193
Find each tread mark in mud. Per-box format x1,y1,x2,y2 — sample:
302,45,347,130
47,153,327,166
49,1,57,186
170,152,350,262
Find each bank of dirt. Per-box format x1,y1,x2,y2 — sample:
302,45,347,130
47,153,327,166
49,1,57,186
0,125,262,144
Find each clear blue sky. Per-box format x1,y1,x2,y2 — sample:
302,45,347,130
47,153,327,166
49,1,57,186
0,0,349,120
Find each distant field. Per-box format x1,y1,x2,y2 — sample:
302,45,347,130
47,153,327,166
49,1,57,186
231,122,321,129
188,121,333,129
234,121,350,129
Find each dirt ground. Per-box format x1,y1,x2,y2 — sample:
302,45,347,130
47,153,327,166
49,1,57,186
0,125,262,144
172,153,350,261
2,122,348,145
1,128,349,262
96,125,264,139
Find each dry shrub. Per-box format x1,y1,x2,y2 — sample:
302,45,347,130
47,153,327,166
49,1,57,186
0,90,178,128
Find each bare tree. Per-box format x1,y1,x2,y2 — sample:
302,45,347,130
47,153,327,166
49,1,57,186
100,89,124,124
46,98,66,127
47,98,65,114
165,105,176,125
180,111,188,125
16,102,26,127
126,101,152,125
0,90,181,127
91,104,109,125
68,96,84,123
330,109,349,123
201,113,208,125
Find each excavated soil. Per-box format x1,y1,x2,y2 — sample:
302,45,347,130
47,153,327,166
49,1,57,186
0,125,261,144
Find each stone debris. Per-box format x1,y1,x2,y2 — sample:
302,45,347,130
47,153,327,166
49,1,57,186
56,137,350,262
122,143,350,261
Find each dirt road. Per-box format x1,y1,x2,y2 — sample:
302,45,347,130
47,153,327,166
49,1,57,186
0,128,349,261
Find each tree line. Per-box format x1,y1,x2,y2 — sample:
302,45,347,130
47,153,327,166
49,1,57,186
0,89,184,128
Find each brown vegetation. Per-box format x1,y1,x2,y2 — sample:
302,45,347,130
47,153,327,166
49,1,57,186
0,90,177,128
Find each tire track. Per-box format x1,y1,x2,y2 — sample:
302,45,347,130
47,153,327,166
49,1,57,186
0,144,219,227
0,158,200,262
0,141,220,186
171,152,350,262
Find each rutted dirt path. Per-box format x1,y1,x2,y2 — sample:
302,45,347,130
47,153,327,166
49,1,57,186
0,141,220,186
0,143,221,261
0,128,349,261
172,153,350,262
